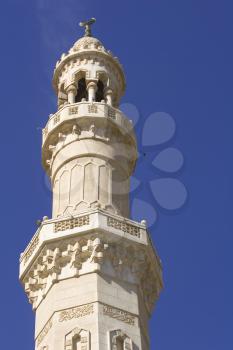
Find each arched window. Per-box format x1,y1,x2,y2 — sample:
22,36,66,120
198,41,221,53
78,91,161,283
96,80,105,102
110,330,133,350
75,78,88,102
116,336,124,350
72,334,81,350
65,328,90,350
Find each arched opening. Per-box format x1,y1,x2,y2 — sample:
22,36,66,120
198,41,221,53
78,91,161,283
58,82,68,108
96,80,105,102
116,336,124,350
111,330,133,350
65,328,90,350
72,335,81,350
75,78,88,102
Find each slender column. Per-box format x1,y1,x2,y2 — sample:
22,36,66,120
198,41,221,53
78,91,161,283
87,81,97,102
104,88,113,106
66,84,77,104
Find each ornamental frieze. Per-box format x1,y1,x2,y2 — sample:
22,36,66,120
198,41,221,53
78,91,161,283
36,319,52,347
22,231,40,265
59,303,94,322
103,304,136,326
22,234,159,313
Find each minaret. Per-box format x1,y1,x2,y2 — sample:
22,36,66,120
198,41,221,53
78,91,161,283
20,19,163,350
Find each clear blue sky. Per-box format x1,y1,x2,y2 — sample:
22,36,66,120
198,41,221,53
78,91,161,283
0,1,232,349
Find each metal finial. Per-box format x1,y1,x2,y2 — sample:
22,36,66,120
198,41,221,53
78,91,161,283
79,18,96,37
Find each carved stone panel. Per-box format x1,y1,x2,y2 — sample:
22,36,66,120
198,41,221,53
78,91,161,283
103,304,135,326
52,158,113,217
54,215,90,232
59,303,94,322
84,163,98,203
70,164,83,206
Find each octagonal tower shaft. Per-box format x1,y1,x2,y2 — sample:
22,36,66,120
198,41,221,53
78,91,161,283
20,24,163,350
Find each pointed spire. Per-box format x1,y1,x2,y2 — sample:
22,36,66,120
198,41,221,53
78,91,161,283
79,18,96,37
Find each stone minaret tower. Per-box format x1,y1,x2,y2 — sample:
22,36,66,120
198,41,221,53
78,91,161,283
20,19,163,350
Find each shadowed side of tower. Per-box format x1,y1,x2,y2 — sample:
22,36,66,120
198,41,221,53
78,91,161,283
19,20,163,350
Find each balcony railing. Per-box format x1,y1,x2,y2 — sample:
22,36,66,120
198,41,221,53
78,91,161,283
42,102,134,145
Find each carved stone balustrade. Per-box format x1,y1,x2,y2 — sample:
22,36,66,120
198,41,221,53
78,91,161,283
42,102,135,148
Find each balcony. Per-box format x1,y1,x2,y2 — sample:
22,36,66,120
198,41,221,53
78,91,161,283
42,102,135,146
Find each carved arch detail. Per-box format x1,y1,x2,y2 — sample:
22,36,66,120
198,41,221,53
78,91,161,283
109,330,133,350
65,327,90,350
96,70,110,87
53,158,113,217
69,69,89,89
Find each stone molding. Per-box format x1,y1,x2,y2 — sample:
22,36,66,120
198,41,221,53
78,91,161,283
21,229,40,264
36,318,53,347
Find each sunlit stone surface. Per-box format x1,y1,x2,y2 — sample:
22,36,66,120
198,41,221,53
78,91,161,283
19,20,163,350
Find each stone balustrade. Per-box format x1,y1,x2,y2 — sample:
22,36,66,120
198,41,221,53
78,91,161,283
42,102,134,146
19,209,152,279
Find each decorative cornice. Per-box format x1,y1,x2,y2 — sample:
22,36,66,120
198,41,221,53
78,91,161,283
19,210,153,276
20,230,40,264
36,318,52,347
22,232,161,312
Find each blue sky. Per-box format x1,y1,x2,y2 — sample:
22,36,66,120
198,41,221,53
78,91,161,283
0,0,232,349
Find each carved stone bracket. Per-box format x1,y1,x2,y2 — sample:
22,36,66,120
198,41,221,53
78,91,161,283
23,234,161,312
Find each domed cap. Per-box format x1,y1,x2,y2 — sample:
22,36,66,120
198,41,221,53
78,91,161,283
71,36,105,52
53,18,126,97
67,18,112,55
